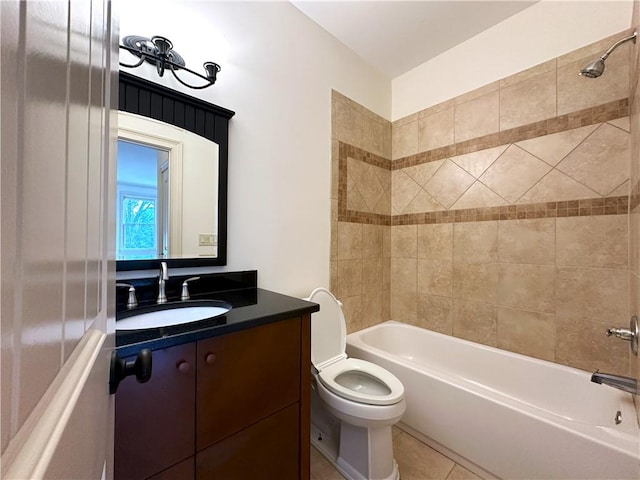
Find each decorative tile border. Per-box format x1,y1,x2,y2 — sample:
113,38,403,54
338,140,629,225
391,197,629,225
393,98,629,170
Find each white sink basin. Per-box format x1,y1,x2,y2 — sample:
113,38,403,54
116,302,230,330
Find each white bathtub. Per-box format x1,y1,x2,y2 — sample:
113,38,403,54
346,321,640,480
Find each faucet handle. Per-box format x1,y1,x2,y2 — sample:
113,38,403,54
181,276,200,301
606,316,639,355
116,283,138,309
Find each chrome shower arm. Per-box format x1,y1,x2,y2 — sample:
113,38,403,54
600,31,637,61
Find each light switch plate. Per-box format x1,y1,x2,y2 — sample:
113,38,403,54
198,234,215,246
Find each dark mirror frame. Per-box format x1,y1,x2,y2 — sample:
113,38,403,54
116,72,235,271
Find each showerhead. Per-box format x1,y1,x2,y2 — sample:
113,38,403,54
579,58,605,78
578,31,636,79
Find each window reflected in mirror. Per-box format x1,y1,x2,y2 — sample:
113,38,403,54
117,139,169,260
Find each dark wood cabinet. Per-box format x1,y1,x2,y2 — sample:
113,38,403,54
114,343,196,480
114,315,310,480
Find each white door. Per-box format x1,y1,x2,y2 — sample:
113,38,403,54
1,1,117,478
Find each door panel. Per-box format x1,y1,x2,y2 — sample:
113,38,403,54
0,0,117,477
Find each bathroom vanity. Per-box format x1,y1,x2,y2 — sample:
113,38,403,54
113,271,318,480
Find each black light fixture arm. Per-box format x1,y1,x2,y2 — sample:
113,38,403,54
118,35,221,89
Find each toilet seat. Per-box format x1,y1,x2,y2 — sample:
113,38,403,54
307,288,404,407
318,358,404,406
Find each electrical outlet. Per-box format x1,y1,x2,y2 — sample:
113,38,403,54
198,234,215,246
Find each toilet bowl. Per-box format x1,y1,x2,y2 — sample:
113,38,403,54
307,288,406,480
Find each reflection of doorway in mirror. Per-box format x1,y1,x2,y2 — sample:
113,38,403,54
116,140,170,260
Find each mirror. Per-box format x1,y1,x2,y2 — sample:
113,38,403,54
117,72,235,271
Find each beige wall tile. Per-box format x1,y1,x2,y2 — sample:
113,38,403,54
454,81,499,105
479,145,552,203
608,116,630,132
417,293,453,335
557,43,630,116
403,160,445,187
556,123,629,196
403,190,444,214
363,258,383,294
418,107,454,152
418,223,453,260
363,116,391,158
498,218,555,265
336,259,363,298
341,294,363,334
362,292,383,328
332,94,363,148
517,169,599,204
497,307,555,362
556,267,629,328
362,224,384,259
392,120,419,160
631,208,640,276
516,124,598,167
454,90,499,143
497,264,555,313
337,222,362,260
418,98,455,118
392,170,421,214
451,182,509,210
391,290,417,323
500,70,557,130
418,259,453,297
500,59,556,88
330,201,338,261
556,215,628,269
391,225,417,258
453,221,498,264
453,263,498,303
424,159,476,208
453,299,497,346
556,319,630,374
331,139,339,200
391,258,417,293
383,257,391,291
450,145,507,178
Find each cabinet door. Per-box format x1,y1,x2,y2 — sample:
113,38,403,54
114,343,196,480
196,318,301,450
146,457,194,480
195,404,299,480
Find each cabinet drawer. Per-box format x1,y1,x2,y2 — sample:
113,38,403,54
114,343,196,480
196,403,300,480
196,317,301,450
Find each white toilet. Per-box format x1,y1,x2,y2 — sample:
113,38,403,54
307,288,406,480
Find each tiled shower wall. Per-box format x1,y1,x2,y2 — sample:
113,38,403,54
631,1,640,418
331,31,635,377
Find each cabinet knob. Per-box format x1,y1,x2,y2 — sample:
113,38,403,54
205,353,216,365
176,361,191,374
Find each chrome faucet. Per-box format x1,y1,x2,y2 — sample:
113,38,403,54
591,371,638,395
157,261,168,304
116,283,137,309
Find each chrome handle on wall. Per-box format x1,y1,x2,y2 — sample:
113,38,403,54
606,316,638,355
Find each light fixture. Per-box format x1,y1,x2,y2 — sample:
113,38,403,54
119,35,221,89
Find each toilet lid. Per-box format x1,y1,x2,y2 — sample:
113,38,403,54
307,288,347,370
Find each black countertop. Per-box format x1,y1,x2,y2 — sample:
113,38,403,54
116,287,319,358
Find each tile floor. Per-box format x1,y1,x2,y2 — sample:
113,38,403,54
310,426,482,480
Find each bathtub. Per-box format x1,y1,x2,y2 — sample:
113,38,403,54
346,321,640,480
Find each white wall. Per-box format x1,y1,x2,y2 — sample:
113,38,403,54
117,0,391,296
392,0,634,120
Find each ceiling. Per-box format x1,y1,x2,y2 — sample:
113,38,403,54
290,1,538,79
